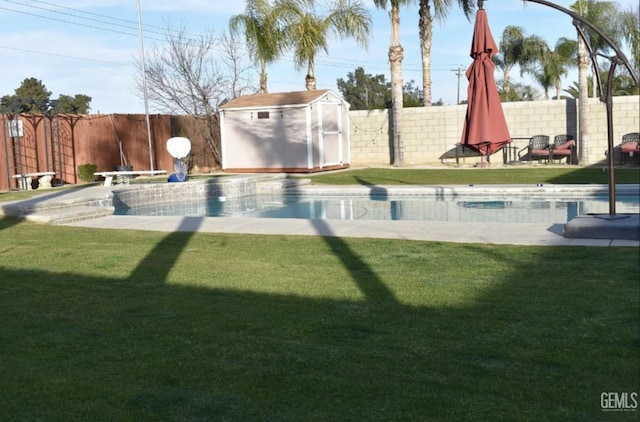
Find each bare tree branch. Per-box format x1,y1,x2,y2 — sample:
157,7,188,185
136,23,257,166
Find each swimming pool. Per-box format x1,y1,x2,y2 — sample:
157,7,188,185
114,193,640,224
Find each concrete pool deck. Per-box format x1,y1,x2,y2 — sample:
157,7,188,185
1,181,638,247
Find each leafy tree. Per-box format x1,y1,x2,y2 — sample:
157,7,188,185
373,0,414,166
510,82,540,102
1,78,51,113
15,78,51,113
402,80,423,107
336,67,391,110
56,94,92,114
1,78,91,114
0,95,28,114
283,0,372,91
337,67,424,110
230,0,292,94
418,0,474,106
496,80,540,102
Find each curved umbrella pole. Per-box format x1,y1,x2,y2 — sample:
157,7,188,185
521,0,640,216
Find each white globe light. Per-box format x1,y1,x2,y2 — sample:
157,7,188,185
166,137,191,159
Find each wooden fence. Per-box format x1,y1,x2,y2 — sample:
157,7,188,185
0,113,217,191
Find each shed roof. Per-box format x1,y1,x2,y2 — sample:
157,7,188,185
220,89,335,110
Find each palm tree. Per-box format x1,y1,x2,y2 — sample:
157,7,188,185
373,0,413,166
230,0,292,94
547,37,577,99
524,40,553,101
565,73,639,98
571,0,623,98
283,0,371,91
418,0,474,106
570,0,622,165
529,52,568,100
522,37,577,100
563,80,593,99
620,5,639,76
493,26,547,97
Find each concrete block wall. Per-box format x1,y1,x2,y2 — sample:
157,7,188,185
349,109,391,165
586,96,640,162
349,95,639,166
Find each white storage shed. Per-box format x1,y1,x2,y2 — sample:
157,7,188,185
219,90,350,173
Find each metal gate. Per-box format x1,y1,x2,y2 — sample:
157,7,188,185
1,101,68,190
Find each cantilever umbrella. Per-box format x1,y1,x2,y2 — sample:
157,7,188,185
460,4,511,163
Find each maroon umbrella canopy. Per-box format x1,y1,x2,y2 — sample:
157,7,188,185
460,8,511,157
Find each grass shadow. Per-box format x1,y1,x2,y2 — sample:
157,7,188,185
0,217,638,420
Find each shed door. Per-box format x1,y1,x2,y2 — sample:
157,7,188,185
318,101,343,167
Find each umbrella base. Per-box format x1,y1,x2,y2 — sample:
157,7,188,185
564,213,640,240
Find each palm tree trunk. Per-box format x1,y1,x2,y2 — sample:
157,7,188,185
305,59,317,91
503,67,510,94
578,36,590,165
419,0,433,107
259,58,268,94
591,64,598,98
389,6,404,166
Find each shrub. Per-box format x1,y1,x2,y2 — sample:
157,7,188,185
77,164,97,183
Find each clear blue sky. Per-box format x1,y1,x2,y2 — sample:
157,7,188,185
0,0,635,113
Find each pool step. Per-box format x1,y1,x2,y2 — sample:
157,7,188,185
13,205,115,225
283,178,311,188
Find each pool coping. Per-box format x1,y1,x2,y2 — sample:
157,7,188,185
1,177,639,247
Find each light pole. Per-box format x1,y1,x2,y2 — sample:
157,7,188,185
451,65,464,105
136,0,154,171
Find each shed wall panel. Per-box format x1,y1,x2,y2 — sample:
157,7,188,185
223,107,312,169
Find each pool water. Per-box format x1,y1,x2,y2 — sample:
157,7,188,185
114,194,640,224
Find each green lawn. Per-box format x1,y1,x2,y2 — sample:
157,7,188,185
301,167,640,185
0,217,638,421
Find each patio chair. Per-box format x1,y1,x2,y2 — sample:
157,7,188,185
550,134,576,164
619,132,640,164
518,135,550,164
